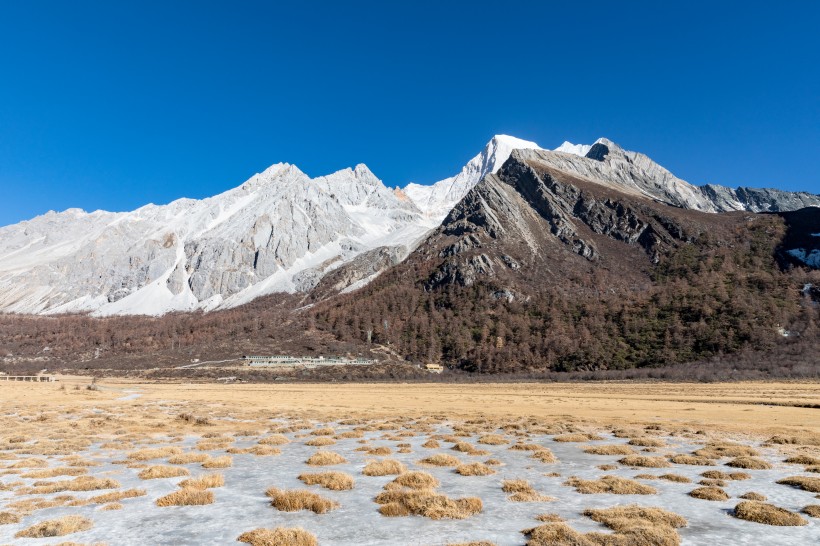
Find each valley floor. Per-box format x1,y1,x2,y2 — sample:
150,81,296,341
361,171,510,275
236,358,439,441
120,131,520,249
1,379,819,544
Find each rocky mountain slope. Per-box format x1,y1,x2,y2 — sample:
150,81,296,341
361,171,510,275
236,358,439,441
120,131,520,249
312,151,820,372
0,135,817,318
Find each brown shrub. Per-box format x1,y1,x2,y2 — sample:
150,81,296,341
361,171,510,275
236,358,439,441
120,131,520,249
667,454,715,466
628,438,666,447
266,488,339,514
733,501,808,526
21,467,88,479
553,433,602,443
385,471,439,490
777,476,820,493
138,465,190,480
363,459,405,476
726,457,772,470
156,487,214,507
311,427,335,436
14,515,93,538
298,471,354,491
456,463,496,476
565,475,657,495
478,434,508,445
740,492,767,501
502,480,554,502
202,455,233,468
418,453,461,467
618,455,672,468
694,443,759,459
237,527,318,546
375,488,482,519
688,486,730,501
305,437,336,447
523,523,591,546
306,451,347,466
258,434,290,446
167,453,210,464
87,488,146,504
784,455,820,465
22,476,120,494
583,444,635,456
179,473,224,489
0,511,21,525
127,446,183,461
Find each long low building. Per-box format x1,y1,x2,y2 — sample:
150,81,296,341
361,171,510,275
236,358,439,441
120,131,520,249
243,355,376,368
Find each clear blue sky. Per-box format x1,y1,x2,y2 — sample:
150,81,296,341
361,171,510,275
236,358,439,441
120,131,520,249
1,1,818,227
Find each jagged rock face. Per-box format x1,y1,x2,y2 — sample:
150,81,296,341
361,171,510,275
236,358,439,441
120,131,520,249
526,139,820,213
0,163,435,316
422,153,702,290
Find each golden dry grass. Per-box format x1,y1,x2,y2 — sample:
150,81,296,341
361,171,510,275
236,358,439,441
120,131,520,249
777,476,820,492
127,446,183,461
502,480,554,502
258,434,290,446
688,486,730,501
228,445,281,456
509,443,547,451
565,475,657,495
311,427,335,436
784,455,820,465
726,457,772,470
87,488,146,504
266,487,339,514
628,437,666,447
14,515,93,538
530,450,558,463
363,446,392,455
237,527,318,546
694,443,759,459
305,450,347,466
553,433,602,443
100,502,123,510
0,511,21,524
523,522,592,546
179,473,224,489
21,475,120,494
202,455,233,468
455,462,496,476
298,471,354,491
167,452,210,464
375,488,483,519
155,487,215,507
137,464,190,480
20,466,88,479
305,437,336,447
618,455,672,468
418,453,462,467
362,459,406,476
733,501,808,526
803,505,820,518
477,434,508,445
667,454,715,466
385,471,439,490
582,504,687,544
740,492,767,501
583,444,636,456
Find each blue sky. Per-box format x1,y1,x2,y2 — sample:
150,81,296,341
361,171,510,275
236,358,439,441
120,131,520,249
1,1,818,227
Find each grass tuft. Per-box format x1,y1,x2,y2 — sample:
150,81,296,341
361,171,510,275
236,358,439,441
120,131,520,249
565,475,657,495
305,450,347,466
156,487,214,506
298,471,354,491
14,515,93,538
266,488,339,514
237,527,318,546
733,501,808,526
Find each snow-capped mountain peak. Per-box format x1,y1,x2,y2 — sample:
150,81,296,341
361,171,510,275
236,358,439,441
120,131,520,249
553,141,592,157
403,134,542,220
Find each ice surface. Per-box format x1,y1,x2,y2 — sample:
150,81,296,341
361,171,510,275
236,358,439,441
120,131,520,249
1,422,817,545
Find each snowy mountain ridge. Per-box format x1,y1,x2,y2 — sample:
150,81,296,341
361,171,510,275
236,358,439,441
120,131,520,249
1,134,818,316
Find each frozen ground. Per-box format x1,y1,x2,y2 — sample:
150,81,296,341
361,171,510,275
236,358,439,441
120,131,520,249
1,416,818,545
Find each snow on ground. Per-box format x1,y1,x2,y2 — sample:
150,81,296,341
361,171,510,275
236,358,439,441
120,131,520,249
1,419,818,545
